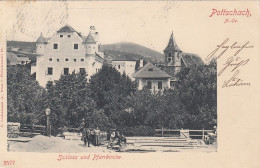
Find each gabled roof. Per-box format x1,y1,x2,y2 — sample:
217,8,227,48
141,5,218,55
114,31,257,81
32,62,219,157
133,62,171,79
57,25,76,33
112,56,136,62
164,31,181,52
84,33,96,44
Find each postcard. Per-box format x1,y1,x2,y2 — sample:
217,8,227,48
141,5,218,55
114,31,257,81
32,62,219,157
0,1,259,168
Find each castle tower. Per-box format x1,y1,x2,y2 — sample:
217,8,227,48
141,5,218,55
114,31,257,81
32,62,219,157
36,33,46,54
89,26,99,43
84,32,97,55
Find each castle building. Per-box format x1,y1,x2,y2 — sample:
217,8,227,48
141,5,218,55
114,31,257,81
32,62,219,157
31,25,104,87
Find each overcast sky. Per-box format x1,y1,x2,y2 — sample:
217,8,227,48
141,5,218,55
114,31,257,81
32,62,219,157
4,1,259,62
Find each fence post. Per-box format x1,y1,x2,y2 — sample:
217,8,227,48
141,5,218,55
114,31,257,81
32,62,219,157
202,128,204,140
161,126,163,137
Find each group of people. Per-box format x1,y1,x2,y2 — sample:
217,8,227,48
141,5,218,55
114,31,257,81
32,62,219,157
107,129,127,148
81,127,101,147
79,120,127,148
79,119,101,147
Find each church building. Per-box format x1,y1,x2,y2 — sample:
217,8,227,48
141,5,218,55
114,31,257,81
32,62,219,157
133,31,204,91
31,25,104,87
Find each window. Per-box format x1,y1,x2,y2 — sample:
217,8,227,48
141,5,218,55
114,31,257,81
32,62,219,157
118,65,120,69
158,81,162,89
74,59,76,62
81,59,84,62
168,57,172,62
79,68,85,73
65,58,69,62
147,81,152,89
57,59,59,62
49,58,52,61
74,44,78,49
47,67,53,75
170,81,175,87
169,53,171,57
64,68,69,75
67,35,71,38
53,43,58,49
60,35,63,38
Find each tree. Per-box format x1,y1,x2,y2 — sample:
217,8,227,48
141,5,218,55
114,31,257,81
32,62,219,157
45,70,114,134
7,66,46,125
175,60,217,129
89,64,136,126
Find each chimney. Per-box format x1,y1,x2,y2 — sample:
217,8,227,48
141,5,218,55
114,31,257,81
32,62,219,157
139,58,144,68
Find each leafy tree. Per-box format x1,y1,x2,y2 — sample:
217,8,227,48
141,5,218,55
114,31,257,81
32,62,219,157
46,70,114,134
89,65,136,126
175,60,217,129
7,66,46,125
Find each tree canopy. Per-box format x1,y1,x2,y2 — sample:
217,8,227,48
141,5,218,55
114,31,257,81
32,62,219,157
7,61,217,135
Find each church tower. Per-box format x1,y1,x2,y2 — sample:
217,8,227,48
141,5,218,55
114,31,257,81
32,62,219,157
163,32,182,73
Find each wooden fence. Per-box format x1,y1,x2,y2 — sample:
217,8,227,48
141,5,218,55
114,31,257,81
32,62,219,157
155,128,214,139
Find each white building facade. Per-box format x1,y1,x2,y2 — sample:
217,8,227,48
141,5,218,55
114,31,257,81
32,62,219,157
31,25,104,87
132,62,171,92
112,57,136,80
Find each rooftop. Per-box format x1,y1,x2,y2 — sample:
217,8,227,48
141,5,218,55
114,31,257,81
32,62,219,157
133,62,171,79
84,33,96,44
164,32,181,52
112,55,137,62
181,53,204,67
36,33,46,43
57,25,76,33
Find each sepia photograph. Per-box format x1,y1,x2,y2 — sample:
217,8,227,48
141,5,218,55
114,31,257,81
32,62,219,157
6,1,217,153
0,1,259,168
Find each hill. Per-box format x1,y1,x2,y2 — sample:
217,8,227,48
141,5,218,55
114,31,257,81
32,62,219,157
101,42,164,63
7,41,36,53
7,41,165,64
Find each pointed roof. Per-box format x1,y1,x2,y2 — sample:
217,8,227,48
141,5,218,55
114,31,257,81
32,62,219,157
132,62,171,79
164,31,181,52
57,24,76,33
36,33,46,43
84,33,96,44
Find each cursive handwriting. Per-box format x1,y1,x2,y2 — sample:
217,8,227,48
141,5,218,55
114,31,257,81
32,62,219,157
206,38,253,62
222,70,250,88
207,38,253,88
218,56,250,76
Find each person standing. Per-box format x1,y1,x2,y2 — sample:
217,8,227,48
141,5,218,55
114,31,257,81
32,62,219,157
85,128,91,147
94,127,100,146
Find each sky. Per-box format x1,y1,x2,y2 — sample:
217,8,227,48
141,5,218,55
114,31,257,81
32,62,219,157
4,1,259,62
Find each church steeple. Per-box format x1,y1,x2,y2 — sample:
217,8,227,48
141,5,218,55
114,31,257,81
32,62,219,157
164,31,182,68
164,31,181,52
